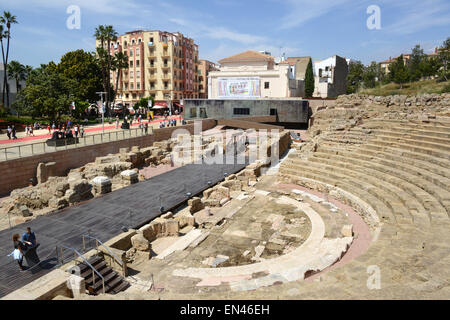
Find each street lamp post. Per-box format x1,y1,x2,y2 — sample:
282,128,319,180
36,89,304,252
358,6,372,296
96,91,107,134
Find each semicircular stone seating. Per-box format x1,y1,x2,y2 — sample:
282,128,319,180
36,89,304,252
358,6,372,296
274,117,450,299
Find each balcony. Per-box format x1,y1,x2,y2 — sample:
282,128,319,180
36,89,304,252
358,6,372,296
162,73,171,80
162,64,171,70
148,42,155,47
148,65,157,70
148,51,156,58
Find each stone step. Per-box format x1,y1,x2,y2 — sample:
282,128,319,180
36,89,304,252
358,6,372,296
306,153,447,224
279,167,398,225
316,146,450,191
354,126,450,140
283,159,431,226
365,138,450,161
355,145,450,179
362,142,450,170
372,134,450,153
365,120,450,132
302,151,450,217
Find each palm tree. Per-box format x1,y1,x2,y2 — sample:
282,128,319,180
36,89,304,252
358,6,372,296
7,60,26,94
112,51,129,109
0,24,6,108
94,25,117,117
1,11,18,109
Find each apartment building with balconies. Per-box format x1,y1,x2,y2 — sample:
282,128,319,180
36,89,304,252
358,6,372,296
100,29,200,108
198,59,218,99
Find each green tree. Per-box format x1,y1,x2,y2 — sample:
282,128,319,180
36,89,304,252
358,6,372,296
0,11,18,109
17,63,77,121
304,59,314,97
363,62,378,88
389,55,409,88
409,45,425,81
94,25,118,116
57,49,103,102
346,61,364,93
111,51,129,108
438,37,450,81
133,96,154,110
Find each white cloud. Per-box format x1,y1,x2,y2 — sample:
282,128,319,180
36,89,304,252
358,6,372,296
277,0,354,30
384,0,450,35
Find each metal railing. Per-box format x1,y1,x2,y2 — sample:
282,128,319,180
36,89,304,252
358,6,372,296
0,126,155,162
56,244,106,294
82,234,126,276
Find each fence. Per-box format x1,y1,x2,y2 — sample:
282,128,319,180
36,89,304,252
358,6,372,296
0,126,155,162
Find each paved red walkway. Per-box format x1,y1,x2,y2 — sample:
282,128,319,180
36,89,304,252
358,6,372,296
0,116,182,145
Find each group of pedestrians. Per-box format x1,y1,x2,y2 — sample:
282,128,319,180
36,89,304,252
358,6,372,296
159,119,177,128
6,125,17,140
25,125,35,137
9,227,39,271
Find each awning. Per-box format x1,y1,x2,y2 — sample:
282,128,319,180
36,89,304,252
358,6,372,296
173,102,184,109
154,101,168,107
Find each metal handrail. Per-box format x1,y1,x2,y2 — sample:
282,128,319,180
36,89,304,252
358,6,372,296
57,244,106,294
82,234,125,275
0,124,159,161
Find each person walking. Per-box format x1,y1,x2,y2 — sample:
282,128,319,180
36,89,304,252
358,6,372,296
144,122,148,135
29,126,34,137
22,227,37,249
11,125,17,140
115,116,119,129
10,234,27,270
74,124,79,138
6,126,11,140
47,124,51,135
80,125,85,138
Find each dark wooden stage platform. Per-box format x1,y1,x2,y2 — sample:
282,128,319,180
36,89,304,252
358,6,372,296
0,161,247,298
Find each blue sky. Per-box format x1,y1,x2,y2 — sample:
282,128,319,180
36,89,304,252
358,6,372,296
1,0,449,67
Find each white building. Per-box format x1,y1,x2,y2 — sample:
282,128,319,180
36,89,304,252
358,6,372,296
207,50,305,99
313,55,348,98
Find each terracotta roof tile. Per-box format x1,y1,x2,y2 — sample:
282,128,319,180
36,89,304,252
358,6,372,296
218,50,274,64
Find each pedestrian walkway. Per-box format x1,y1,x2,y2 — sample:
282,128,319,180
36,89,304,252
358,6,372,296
0,116,182,146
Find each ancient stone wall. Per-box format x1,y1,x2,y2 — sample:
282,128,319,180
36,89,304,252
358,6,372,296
0,119,216,195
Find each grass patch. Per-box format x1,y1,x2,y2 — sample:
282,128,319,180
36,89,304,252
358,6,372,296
360,79,450,96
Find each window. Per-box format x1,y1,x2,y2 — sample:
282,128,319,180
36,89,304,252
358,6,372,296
138,38,142,44
233,108,250,115
129,60,133,67
270,108,277,116
264,82,270,89
130,83,134,89
136,71,140,78
136,48,140,56
132,93,137,99
130,71,134,78
136,60,140,68
137,83,140,89
190,108,197,118
125,94,129,98
129,49,133,57
199,108,207,118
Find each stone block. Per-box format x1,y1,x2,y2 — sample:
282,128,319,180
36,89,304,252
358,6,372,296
121,170,139,185
92,176,112,194
341,225,353,237
131,233,151,251
188,197,204,214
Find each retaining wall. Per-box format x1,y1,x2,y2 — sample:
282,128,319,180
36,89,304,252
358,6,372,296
0,119,216,195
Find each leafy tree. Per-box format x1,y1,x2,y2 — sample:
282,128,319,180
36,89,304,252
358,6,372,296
346,61,364,93
363,62,378,88
57,49,103,102
389,55,409,88
304,59,314,97
133,96,154,110
16,63,77,121
409,45,425,81
0,11,18,109
438,37,450,81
